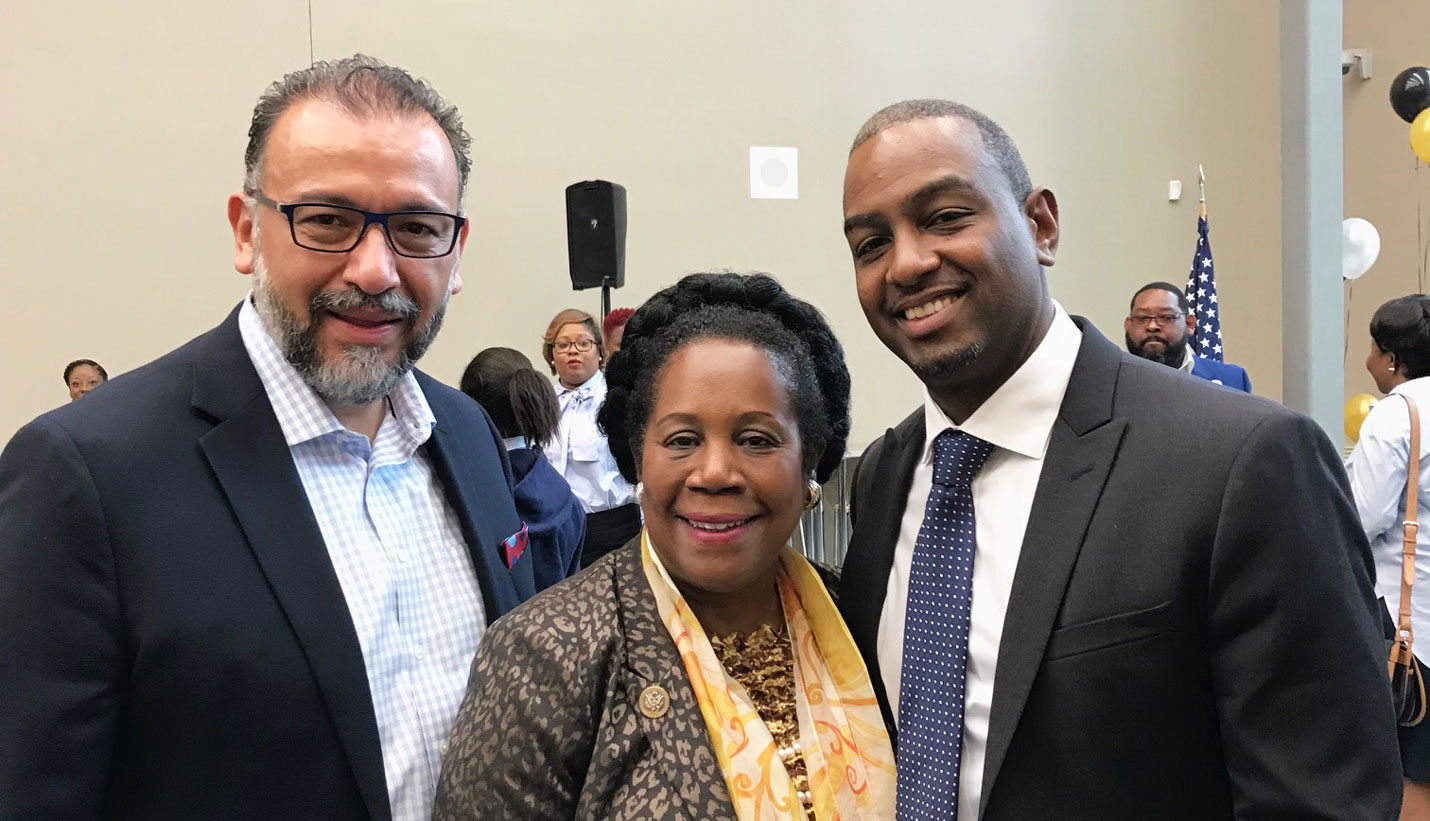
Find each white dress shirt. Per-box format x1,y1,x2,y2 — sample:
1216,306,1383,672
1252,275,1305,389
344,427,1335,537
1178,345,1195,373
1346,376,1430,660
239,298,485,821
548,370,636,513
878,301,1081,821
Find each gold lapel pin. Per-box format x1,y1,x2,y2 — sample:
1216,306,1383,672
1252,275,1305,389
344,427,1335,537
638,685,670,718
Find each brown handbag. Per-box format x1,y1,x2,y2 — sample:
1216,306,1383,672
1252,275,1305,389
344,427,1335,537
1389,392,1427,727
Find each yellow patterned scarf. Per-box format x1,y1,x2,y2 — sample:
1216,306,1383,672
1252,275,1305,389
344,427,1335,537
641,531,896,820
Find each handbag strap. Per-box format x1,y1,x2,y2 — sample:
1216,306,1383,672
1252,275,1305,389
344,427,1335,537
1398,393,1422,656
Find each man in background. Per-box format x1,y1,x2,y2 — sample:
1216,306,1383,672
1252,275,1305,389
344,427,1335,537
1125,281,1252,392
0,55,534,820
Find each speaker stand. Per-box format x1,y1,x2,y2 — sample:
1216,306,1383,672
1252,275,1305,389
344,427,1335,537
601,283,612,320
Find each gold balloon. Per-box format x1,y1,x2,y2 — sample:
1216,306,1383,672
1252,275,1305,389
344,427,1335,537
1345,393,1378,443
1413,109,1430,163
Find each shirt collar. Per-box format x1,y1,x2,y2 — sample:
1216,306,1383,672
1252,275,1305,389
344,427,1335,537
921,300,1082,462
238,295,436,448
1178,345,1195,373
557,369,606,397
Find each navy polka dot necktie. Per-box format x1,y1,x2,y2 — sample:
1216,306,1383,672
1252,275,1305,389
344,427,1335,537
897,429,995,821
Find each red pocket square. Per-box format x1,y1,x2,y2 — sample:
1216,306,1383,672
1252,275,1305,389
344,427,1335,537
502,523,530,569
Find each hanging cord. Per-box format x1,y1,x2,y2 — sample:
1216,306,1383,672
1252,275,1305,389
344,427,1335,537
1345,280,1355,369
308,0,315,66
1419,159,1429,294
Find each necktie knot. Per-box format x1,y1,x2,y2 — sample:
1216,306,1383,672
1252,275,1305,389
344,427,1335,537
930,429,994,489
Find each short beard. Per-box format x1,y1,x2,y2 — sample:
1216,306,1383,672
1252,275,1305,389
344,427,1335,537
1126,332,1189,368
250,232,449,405
910,341,985,384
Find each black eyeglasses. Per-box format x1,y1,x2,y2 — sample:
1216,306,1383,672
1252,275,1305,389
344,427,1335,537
553,338,596,353
1129,312,1186,327
249,191,466,259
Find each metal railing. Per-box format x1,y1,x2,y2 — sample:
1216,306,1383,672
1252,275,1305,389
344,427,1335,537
793,451,861,567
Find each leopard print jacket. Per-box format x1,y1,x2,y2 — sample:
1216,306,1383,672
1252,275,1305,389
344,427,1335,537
434,540,841,820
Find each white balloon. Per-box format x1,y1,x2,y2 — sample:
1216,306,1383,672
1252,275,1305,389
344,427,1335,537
1343,217,1381,281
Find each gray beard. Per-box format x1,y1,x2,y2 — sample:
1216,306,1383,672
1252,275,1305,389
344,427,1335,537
251,255,448,406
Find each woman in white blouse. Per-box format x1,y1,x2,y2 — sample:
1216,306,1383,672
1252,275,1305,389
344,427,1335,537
542,308,640,567
1346,293,1430,815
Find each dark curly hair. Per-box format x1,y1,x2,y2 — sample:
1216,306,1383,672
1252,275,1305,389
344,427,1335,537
597,272,850,485
1371,294,1430,379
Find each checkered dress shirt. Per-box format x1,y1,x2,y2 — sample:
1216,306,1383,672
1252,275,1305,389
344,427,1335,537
238,298,486,821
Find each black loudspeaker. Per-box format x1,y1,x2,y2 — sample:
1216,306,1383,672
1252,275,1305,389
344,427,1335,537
565,180,626,291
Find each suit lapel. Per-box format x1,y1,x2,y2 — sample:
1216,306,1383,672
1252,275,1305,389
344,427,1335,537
840,409,924,739
418,380,526,623
614,547,737,821
978,320,1128,816
194,310,390,821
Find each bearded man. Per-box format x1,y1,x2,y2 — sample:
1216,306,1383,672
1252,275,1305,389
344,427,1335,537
1124,281,1251,392
0,56,534,821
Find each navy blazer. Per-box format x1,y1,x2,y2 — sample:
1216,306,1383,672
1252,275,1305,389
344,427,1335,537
0,305,535,820
1190,353,1253,392
508,447,586,591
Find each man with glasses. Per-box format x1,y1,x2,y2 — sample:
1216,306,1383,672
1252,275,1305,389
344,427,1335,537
0,56,535,820
1125,281,1252,392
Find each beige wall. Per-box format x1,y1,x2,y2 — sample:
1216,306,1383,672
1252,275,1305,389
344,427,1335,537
1,1,1283,449
1344,0,1430,403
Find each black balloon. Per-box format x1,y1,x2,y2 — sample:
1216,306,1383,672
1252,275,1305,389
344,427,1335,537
1391,67,1430,124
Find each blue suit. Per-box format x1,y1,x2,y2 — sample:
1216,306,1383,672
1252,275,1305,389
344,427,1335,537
0,305,536,820
1191,354,1252,393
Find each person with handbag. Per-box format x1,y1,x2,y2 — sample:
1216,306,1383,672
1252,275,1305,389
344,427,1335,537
1348,293,1430,817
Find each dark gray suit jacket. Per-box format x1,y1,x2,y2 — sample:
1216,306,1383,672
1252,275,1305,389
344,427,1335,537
0,306,536,820
841,318,1400,819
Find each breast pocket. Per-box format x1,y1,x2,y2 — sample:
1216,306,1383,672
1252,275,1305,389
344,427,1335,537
570,423,604,462
1044,600,1176,662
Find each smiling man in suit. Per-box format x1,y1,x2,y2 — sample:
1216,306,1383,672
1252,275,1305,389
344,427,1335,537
0,56,535,820
838,99,1398,819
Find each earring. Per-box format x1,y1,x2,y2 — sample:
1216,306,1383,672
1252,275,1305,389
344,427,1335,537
634,482,644,506
1391,367,1397,373
803,479,822,511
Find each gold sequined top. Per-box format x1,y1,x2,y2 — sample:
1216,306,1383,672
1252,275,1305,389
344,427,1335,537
710,623,813,820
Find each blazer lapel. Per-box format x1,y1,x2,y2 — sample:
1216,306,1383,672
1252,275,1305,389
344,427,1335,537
840,409,924,736
978,320,1128,817
418,381,526,623
614,547,737,821
194,310,390,821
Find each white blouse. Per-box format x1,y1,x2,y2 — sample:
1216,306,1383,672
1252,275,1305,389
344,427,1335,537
1346,376,1430,660
547,370,636,514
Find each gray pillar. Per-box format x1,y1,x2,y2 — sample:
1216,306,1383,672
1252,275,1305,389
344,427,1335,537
1280,0,1344,440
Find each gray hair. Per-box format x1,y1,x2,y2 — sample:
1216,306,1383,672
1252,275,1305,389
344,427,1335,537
851,99,1032,200
242,54,472,202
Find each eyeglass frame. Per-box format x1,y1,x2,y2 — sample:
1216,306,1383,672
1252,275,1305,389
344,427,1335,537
552,338,597,353
1127,311,1189,327
247,190,467,259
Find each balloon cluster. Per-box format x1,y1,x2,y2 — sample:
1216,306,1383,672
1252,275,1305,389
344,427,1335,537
1392,67,1430,162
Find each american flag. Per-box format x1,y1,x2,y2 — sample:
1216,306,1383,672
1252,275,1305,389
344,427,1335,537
1184,216,1223,362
